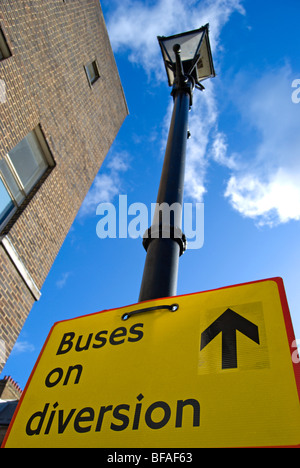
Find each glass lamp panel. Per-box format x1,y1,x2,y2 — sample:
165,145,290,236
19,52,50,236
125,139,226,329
158,26,216,86
160,30,205,86
195,35,215,81
162,30,204,64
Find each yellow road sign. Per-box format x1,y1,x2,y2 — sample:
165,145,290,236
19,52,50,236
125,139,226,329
3,278,300,447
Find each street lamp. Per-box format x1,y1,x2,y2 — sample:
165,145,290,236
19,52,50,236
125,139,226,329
138,24,215,303
158,24,215,92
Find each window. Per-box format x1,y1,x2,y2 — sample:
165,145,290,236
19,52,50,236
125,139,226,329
0,178,14,225
0,26,11,61
0,126,55,229
84,60,100,86
8,132,49,194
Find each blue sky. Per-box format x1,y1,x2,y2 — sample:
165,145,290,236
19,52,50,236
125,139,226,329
1,0,300,389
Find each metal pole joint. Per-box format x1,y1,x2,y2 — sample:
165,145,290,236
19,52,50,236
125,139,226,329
171,44,195,107
142,225,187,257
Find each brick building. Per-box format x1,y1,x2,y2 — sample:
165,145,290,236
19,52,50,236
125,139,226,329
0,0,128,371
0,376,22,444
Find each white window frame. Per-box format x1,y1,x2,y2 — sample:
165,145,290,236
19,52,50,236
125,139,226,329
0,126,55,231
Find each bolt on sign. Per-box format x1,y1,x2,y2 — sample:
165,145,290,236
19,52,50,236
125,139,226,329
2,278,300,448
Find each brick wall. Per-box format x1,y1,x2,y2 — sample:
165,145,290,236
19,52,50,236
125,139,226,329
0,0,128,371
0,375,22,399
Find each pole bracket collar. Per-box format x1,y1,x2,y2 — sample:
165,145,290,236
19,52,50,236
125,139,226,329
142,224,187,256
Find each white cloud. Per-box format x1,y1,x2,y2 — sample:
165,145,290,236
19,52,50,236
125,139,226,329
56,272,72,289
106,0,245,204
224,65,300,226
12,341,35,355
106,1,300,227
225,170,300,225
154,42,300,227
107,0,245,79
167,80,235,202
184,82,225,201
210,131,238,170
160,61,235,202
78,152,130,218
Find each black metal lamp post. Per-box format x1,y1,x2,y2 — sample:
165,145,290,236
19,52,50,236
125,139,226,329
139,24,215,302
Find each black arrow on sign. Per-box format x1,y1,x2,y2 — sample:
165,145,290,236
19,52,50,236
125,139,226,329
200,308,260,369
